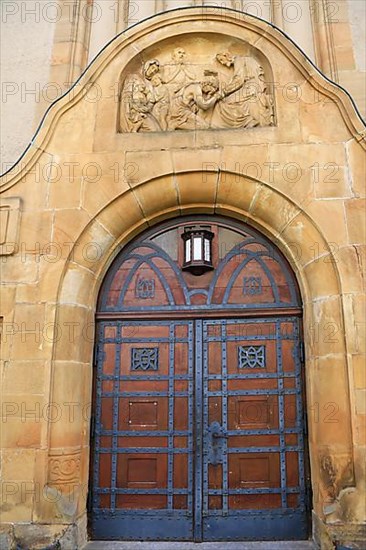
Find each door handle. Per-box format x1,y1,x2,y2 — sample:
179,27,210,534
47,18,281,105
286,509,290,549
208,421,228,465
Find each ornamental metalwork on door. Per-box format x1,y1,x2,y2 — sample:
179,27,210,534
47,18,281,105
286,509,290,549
90,217,309,541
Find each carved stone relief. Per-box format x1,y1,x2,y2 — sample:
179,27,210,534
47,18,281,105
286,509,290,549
119,46,275,132
319,451,355,520
47,450,81,518
48,451,81,486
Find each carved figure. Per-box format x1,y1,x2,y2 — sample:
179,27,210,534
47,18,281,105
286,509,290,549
143,59,160,81
321,454,338,499
255,63,275,126
143,59,171,130
215,51,274,128
163,47,196,93
150,74,170,131
169,73,222,130
120,75,160,132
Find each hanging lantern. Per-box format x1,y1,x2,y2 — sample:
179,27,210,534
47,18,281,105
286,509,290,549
181,225,214,275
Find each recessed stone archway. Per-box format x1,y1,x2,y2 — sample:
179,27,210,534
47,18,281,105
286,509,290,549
36,170,356,545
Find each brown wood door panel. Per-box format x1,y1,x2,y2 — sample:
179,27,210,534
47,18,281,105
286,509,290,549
228,395,278,430
117,453,168,488
118,398,168,430
203,317,306,522
228,453,281,488
93,319,193,518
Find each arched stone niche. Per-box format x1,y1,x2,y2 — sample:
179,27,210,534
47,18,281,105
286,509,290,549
117,33,276,132
0,7,365,550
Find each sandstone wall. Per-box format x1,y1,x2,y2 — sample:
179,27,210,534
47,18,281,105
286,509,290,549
0,7,365,549
1,0,365,169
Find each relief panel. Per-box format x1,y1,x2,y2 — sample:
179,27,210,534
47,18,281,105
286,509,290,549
119,39,275,133
48,450,81,486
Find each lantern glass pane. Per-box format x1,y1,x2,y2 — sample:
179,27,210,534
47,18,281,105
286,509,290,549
185,239,191,262
193,237,202,260
204,238,210,262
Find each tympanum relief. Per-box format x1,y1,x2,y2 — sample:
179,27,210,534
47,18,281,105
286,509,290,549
119,47,275,132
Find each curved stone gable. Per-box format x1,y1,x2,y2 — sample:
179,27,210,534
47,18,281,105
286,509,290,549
1,7,365,190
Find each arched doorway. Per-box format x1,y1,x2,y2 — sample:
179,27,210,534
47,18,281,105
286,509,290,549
89,215,310,541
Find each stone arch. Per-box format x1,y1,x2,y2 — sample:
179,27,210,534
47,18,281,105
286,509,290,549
39,170,356,538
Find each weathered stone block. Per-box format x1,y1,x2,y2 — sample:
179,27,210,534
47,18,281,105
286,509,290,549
0,197,21,256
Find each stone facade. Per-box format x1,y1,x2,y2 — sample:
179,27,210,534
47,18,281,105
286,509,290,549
1,0,365,169
0,6,365,550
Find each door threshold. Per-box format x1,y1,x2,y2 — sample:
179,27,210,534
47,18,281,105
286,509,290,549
84,541,315,549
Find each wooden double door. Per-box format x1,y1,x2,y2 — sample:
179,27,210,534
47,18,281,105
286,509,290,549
90,315,308,541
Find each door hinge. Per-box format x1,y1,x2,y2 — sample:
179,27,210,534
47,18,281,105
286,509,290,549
303,408,308,436
90,413,96,437
299,341,305,364
93,344,99,367
93,345,105,368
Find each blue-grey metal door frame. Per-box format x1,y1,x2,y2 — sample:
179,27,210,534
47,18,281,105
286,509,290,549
90,316,308,541
194,319,204,541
